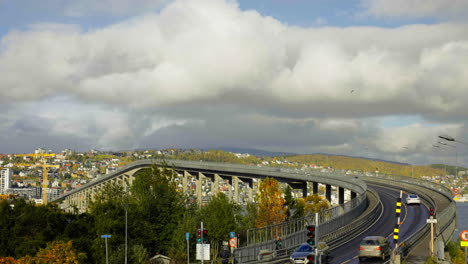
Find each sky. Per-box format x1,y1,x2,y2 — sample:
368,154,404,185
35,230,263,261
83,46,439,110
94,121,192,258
1,0,468,167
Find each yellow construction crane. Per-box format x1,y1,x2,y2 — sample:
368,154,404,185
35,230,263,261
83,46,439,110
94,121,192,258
14,153,58,204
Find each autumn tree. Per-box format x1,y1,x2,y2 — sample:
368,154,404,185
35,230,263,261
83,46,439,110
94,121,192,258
256,177,286,228
297,193,330,216
0,257,16,264
33,241,86,264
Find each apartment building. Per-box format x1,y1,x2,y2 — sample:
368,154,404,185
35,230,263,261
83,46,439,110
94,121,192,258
0,168,12,194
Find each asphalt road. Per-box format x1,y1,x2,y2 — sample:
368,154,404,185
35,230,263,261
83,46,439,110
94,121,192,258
324,184,429,264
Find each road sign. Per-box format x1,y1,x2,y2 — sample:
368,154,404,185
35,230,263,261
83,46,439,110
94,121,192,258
427,219,437,224
461,241,468,247
101,235,111,238
460,230,468,241
196,244,210,260
186,232,190,241
230,232,236,238
229,237,237,248
452,189,460,196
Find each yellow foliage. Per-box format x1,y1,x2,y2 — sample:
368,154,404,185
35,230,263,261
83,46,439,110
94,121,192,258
299,193,330,215
256,177,287,228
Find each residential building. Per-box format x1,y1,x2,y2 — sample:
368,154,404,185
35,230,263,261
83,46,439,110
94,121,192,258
0,168,12,194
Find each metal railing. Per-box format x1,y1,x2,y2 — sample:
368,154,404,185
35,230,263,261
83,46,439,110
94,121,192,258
362,173,456,257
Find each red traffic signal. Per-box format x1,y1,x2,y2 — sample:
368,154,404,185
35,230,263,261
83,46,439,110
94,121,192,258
307,253,315,264
306,225,316,246
429,208,435,216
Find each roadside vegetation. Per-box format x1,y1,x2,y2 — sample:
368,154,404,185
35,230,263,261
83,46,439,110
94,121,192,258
0,166,326,264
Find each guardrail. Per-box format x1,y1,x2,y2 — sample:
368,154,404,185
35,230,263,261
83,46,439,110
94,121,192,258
362,173,456,258
234,189,381,263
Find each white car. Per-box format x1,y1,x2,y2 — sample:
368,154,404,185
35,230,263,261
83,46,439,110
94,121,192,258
406,194,421,205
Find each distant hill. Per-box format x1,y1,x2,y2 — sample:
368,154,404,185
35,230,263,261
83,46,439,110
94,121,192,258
215,147,296,157
430,164,467,176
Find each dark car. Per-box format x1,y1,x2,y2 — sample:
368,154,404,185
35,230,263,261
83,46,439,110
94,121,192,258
290,243,329,264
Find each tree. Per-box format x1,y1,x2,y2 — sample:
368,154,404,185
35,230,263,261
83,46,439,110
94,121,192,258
199,193,242,259
283,185,303,220
87,183,127,263
128,164,185,257
256,177,286,228
298,193,330,216
33,240,86,264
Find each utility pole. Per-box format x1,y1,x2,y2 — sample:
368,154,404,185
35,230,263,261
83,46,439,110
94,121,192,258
201,221,204,264
124,203,129,264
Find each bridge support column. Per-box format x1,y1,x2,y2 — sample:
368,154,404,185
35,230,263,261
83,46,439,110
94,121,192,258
213,174,222,196
243,178,254,203
232,176,240,203
325,184,332,203
289,182,308,198
183,171,190,194
351,191,357,200
197,172,206,205
312,182,318,195
338,187,345,204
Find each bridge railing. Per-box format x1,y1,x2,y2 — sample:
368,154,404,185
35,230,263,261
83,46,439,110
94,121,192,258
363,172,456,256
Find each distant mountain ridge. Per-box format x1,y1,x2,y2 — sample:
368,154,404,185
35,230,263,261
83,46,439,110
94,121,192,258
214,147,296,157
216,147,409,165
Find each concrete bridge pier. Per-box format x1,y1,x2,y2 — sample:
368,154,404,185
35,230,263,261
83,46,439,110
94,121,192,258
325,184,332,203
197,172,206,205
338,187,345,204
312,182,319,195
242,178,254,203
288,181,308,198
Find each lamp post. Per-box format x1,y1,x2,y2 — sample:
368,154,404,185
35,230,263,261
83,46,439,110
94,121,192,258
439,135,468,178
124,203,129,264
438,140,457,178
402,147,413,177
432,145,447,176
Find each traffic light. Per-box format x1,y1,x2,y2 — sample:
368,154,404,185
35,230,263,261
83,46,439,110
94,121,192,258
429,208,435,217
306,253,315,264
306,225,316,246
197,229,202,243
196,229,209,244
203,229,209,243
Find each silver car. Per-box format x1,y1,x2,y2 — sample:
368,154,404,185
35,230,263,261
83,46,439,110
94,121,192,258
358,236,391,261
406,194,421,205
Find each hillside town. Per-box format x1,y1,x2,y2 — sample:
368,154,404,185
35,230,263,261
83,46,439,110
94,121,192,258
1,148,467,204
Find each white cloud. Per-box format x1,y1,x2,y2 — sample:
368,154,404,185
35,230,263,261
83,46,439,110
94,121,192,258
1,1,467,120
1,0,468,166
362,0,468,20
371,123,463,153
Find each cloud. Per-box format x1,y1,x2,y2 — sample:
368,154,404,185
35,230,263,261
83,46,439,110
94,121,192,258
362,0,468,20
63,0,168,17
1,1,467,121
1,0,468,166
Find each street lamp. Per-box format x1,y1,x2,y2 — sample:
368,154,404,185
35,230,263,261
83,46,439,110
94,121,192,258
124,203,129,264
439,135,468,146
402,147,414,177
437,140,458,178
432,145,447,176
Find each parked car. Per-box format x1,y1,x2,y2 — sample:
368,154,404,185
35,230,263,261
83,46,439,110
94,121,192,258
406,194,421,205
358,236,391,261
290,242,329,264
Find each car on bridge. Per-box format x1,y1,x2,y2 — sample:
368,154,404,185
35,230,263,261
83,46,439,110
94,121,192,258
290,242,329,264
405,194,421,205
358,236,391,261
